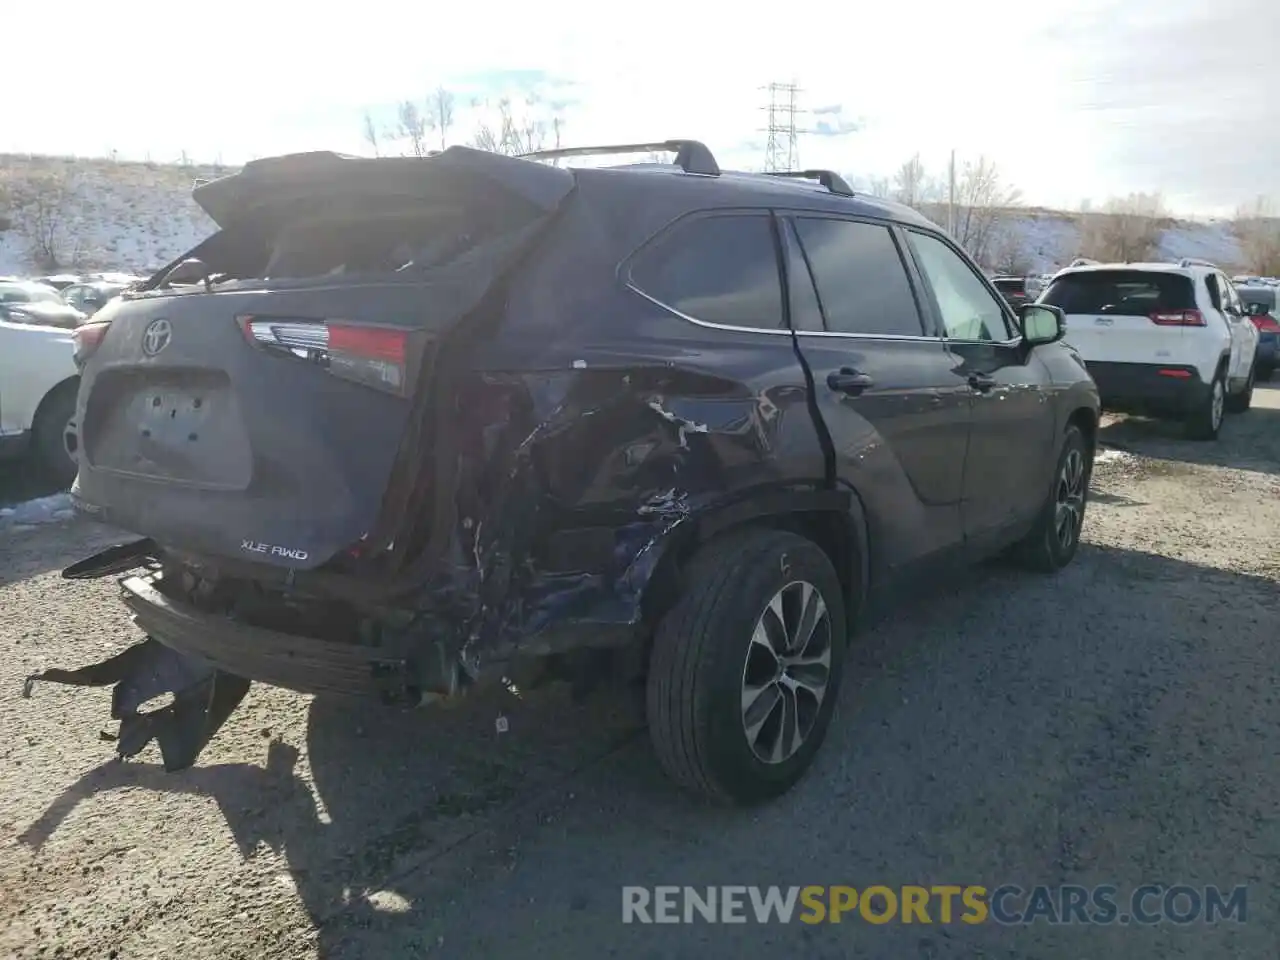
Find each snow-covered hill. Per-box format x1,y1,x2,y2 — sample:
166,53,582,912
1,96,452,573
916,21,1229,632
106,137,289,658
990,208,1244,275
0,154,1248,278
0,154,220,276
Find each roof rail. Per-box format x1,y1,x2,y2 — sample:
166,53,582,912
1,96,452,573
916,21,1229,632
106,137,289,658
1069,258,1100,267
518,140,721,176
763,169,855,197
1179,257,1217,269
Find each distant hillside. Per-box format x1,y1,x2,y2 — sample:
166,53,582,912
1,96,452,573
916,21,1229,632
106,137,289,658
0,153,1249,278
0,154,223,276
986,208,1244,276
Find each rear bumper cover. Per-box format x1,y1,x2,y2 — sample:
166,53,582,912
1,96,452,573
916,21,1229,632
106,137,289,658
1085,361,1210,415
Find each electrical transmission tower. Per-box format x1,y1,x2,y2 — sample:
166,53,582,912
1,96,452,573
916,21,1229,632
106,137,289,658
760,82,804,172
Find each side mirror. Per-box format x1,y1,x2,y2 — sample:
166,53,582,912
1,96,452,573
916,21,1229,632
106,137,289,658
1017,303,1066,346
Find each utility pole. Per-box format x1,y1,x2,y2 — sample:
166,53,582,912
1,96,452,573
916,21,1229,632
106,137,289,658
947,149,957,234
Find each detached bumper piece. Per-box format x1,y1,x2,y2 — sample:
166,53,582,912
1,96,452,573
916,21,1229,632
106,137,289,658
23,638,249,772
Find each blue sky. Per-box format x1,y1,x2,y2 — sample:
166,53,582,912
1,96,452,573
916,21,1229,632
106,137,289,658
5,0,1276,216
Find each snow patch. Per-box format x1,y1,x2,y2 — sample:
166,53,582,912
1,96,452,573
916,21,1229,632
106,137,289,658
0,493,75,529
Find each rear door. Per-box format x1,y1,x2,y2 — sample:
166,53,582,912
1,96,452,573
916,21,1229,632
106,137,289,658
1039,269,1198,366
901,229,1057,541
785,213,972,571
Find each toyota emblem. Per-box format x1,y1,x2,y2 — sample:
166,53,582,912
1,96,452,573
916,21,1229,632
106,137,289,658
141,318,172,357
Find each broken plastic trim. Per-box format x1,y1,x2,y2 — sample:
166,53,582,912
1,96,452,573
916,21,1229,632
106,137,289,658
22,639,249,772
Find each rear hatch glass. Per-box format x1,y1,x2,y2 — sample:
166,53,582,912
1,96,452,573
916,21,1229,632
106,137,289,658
1040,270,1195,315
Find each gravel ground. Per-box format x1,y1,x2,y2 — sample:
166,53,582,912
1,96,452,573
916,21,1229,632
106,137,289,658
2,387,1278,959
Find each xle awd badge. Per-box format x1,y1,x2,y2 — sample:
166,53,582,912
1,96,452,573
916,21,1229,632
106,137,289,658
242,539,310,562
141,318,172,356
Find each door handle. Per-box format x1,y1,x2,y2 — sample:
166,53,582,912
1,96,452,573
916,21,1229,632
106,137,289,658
968,372,996,393
827,367,874,395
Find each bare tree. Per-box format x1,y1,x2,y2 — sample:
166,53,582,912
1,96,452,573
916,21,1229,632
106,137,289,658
1078,192,1167,262
864,176,892,200
892,154,936,211
362,111,382,157
13,170,81,270
426,87,456,152
950,156,1022,264
1233,196,1280,276
991,230,1033,276
396,101,429,157
473,95,564,156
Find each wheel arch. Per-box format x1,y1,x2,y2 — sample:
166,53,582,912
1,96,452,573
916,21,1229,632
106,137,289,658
640,483,870,636
31,374,79,430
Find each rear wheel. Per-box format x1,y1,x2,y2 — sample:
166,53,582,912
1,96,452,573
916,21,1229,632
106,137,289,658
1258,363,1275,382
1185,367,1226,441
646,528,846,805
32,382,78,488
1014,424,1091,573
1226,362,1255,414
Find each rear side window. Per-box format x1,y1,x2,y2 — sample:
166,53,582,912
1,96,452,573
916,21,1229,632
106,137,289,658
792,218,924,336
629,214,784,330
1040,270,1195,316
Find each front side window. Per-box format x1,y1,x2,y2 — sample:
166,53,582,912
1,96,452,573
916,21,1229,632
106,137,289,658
791,218,924,336
906,232,1012,341
629,214,785,330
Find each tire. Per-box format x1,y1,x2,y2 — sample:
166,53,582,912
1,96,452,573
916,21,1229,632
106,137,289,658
1225,362,1255,414
1014,424,1091,573
646,527,847,805
1185,366,1226,441
32,381,79,488
1258,363,1275,382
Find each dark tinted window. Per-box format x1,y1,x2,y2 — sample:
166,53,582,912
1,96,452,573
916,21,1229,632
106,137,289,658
993,278,1026,294
792,218,923,336
630,214,784,330
1041,270,1195,316
783,221,824,332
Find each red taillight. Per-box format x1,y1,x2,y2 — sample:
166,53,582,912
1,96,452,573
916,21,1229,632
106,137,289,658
328,323,407,365
71,321,111,369
237,316,411,395
1250,314,1280,333
1157,369,1192,378
1149,309,1205,327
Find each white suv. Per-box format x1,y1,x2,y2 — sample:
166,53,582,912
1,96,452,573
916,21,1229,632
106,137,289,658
0,316,80,485
1038,258,1260,440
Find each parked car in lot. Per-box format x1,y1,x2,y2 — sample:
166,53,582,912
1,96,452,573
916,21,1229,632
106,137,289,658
32,142,1100,804
991,275,1032,309
0,279,85,329
0,310,80,485
61,279,133,319
1038,259,1259,440
1236,283,1278,380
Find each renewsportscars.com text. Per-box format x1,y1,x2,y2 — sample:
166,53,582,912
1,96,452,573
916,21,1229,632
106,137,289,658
621,884,1248,925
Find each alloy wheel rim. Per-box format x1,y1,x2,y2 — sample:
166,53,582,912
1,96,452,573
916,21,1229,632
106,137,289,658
1211,380,1224,430
740,580,832,765
1054,448,1087,551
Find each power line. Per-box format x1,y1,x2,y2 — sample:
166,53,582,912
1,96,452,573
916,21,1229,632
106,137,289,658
760,82,805,173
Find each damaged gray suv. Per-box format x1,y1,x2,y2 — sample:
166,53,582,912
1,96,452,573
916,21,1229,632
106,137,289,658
29,140,1100,805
